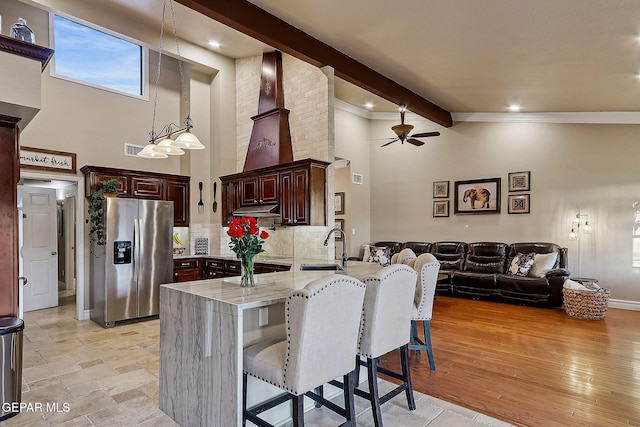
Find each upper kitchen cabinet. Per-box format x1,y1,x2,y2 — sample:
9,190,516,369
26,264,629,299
164,179,190,227
240,174,279,206
220,159,328,226
131,176,163,199
81,166,190,226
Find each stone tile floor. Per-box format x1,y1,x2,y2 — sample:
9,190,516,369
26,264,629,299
0,295,515,427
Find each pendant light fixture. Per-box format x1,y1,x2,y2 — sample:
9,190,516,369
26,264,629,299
138,0,204,159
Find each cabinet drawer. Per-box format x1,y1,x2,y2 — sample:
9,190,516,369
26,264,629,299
132,177,163,198
224,261,241,275
174,258,201,270
173,269,201,283
259,263,291,273
203,269,224,279
204,259,225,270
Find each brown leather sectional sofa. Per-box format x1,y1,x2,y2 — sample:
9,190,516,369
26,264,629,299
367,241,569,307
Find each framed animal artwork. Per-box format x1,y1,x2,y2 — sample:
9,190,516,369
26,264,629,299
454,178,501,214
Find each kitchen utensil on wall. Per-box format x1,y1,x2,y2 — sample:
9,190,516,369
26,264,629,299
212,182,218,212
198,182,204,213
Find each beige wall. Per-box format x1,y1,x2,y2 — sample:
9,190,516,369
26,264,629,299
334,107,371,258
365,119,640,304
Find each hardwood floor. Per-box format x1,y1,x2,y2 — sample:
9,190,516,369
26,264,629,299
381,296,640,427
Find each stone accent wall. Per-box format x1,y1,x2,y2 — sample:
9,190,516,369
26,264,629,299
234,53,336,261
235,53,333,169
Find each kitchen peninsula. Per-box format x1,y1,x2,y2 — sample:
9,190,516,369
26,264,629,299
159,261,382,427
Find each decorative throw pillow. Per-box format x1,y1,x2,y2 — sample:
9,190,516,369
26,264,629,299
529,252,558,278
368,245,391,266
508,252,536,277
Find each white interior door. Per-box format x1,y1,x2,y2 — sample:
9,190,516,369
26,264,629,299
22,187,58,312
64,195,76,291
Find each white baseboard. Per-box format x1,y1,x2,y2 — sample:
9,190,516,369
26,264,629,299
83,309,91,320
608,299,640,311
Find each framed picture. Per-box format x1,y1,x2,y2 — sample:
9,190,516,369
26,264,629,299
454,178,501,214
433,180,449,198
334,219,345,239
334,192,345,215
508,194,530,214
433,200,449,217
508,171,530,192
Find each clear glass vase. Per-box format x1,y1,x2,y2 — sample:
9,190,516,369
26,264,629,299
240,254,256,287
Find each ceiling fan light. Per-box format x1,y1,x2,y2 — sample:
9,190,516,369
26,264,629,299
153,138,185,155
174,130,205,149
137,143,168,159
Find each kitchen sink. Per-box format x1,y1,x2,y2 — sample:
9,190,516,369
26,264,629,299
299,263,344,271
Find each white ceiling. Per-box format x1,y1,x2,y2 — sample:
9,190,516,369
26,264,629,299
26,0,640,115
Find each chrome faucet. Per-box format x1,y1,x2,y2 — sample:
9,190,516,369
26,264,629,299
323,227,348,267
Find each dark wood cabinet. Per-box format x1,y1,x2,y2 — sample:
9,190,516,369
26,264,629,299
222,180,242,226
257,263,291,273
259,174,279,204
202,258,225,279
240,176,259,206
176,257,291,282
281,167,311,225
81,166,190,227
173,258,201,283
164,179,190,227
240,174,278,206
0,116,20,317
132,176,162,199
90,172,131,197
220,158,328,226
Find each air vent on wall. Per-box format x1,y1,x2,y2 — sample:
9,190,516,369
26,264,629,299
124,143,144,157
352,173,363,185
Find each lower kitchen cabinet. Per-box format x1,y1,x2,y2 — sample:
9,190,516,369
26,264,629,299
173,258,201,283
257,263,291,273
173,257,291,283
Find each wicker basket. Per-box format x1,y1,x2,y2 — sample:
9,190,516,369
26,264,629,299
563,288,610,320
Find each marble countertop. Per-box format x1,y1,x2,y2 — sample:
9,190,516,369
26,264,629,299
161,261,382,310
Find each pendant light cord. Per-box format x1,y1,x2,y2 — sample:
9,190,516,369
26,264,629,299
150,0,167,141
169,0,190,123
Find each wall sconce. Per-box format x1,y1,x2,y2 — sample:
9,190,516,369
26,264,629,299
569,207,592,239
138,0,204,159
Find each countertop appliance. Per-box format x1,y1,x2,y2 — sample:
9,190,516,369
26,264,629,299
90,198,173,328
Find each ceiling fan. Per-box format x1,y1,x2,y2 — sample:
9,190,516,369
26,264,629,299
378,107,440,147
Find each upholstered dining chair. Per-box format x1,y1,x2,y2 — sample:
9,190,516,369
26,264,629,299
348,264,418,427
242,275,366,427
390,248,417,266
409,253,440,370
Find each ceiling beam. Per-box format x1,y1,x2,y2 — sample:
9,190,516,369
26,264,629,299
175,0,453,127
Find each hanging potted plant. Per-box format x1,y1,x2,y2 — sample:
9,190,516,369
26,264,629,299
88,178,120,246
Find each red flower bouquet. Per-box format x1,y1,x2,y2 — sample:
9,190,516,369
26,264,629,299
227,217,269,287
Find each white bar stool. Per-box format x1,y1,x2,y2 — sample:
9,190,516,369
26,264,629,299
242,275,366,427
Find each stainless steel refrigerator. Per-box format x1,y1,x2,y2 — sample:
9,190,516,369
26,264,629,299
90,198,173,328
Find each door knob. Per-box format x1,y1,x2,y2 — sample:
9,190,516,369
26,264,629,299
18,276,28,286
51,251,57,256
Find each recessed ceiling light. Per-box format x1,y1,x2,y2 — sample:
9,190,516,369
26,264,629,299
364,102,374,109
208,41,221,48
508,104,521,112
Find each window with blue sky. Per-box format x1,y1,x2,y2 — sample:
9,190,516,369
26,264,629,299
53,15,145,97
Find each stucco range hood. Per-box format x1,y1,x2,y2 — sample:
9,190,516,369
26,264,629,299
232,204,279,218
